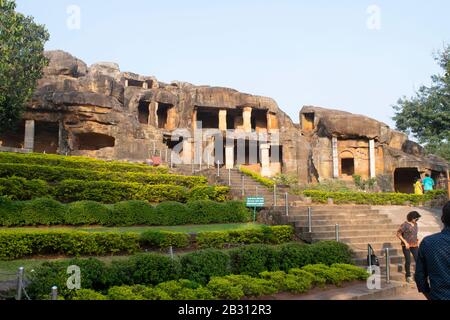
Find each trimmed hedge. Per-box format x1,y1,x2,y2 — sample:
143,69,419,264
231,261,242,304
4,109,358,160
64,264,369,300
27,241,355,298
140,230,191,249
0,230,140,260
303,190,447,205
196,226,294,249
239,166,275,188
0,177,51,200
0,177,229,203
0,198,249,227
0,163,206,188
0,152,168,174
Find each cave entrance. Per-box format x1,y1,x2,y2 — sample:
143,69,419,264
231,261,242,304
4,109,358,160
138,101,150,125
394,168,420,194
341,158,355,176
34,121,59,154
157,103,174,129
302,113,315,132
226,109,242,130
196,107,219,129
251,109,268,132
76,133,115,151
0,120,25,149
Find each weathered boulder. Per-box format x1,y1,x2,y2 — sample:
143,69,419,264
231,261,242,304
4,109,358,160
44,51,87,77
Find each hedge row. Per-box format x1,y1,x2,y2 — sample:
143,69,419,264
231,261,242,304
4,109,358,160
195,226,294,248
0,230,140,260
140,226,294,249
239,166,275,188
0,225,293,260
27,241,354,298
303,190,447,205
68,264,369,300
0,198,249,227
0,163,207,188
0,152,168,174
0,177,229,203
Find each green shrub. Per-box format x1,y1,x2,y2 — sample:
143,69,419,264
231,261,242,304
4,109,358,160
180,249,231,284
0,176,51,200
302,264,346,286
186,200,223,224
72,289,107,300
153,202,190,225
64,201,111,225
21,198,65,226
129,253,180,285
288,268,326,287
331,264,370,281
221,201,251,222
189,186,230,202
107,286,146,300
277,243,315,271
310,241,353,265
108,201,155,226
303,190,447,205
239,166,275,188
0,196,26,226
0,230,140,260
196,226,294,249
229,245,279,277
155,280,214,300
140,230,191,249
0,163,206,189
220,275,277,297
206,277,245,300
0,152,168,174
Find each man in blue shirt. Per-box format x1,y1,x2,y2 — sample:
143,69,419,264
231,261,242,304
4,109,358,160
422,174,435,192
415,201,450,300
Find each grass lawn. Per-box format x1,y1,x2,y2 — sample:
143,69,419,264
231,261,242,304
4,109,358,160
0,223,263,234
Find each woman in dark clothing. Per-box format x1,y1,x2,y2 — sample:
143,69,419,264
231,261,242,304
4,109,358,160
397,211,421,283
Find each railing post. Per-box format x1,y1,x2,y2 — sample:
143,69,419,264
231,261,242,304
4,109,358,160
368,245,373,274
207,153,210,169
256,186,258,196
335,224,340,242
285,192,289,216
16,267,24,300
308,207,312,233
385,248,391,284
241,176,245,197
273,184,277,207
169,246,174,261
165,149,168,163
217,161,220,177
170,152,174,169
228,168,231,186
51,286,58,301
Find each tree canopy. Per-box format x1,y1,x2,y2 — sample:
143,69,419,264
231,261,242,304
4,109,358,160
393,45,450,162
0,0,49,133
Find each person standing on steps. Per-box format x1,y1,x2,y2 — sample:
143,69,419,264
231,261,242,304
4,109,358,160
414,177,424,195
422,174,435,193
397,211,421,283
415,201,450,300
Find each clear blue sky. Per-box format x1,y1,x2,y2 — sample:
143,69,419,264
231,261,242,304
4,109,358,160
16,0,450,127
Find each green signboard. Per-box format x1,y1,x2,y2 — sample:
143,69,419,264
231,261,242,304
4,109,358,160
246,197,265,222
246,197,265,208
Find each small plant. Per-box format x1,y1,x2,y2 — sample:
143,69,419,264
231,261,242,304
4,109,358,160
353,175,377,192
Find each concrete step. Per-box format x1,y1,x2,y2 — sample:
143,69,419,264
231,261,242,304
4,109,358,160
297,224,399,232
314,235,399,244
291,218,393,225
308,230,397,238
288,213,389,220
349,242,403,254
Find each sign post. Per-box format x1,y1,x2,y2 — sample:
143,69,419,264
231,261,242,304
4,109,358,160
246,196,265,222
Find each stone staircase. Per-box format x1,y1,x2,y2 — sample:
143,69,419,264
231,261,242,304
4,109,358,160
283,205,409,279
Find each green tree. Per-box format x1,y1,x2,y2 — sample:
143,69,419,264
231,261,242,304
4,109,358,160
393,45,450,162
0,0,49,133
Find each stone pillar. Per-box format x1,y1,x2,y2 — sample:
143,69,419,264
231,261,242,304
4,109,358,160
183,138,193,164
124,80,129,87
149,102,158,127
219,109,227,131
369,139,376,178
332,136,339,178
260,143,271,177
24,120,35,150
143,82,148,89
225,140,234,169
243,107,252,133
192,110,197,131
